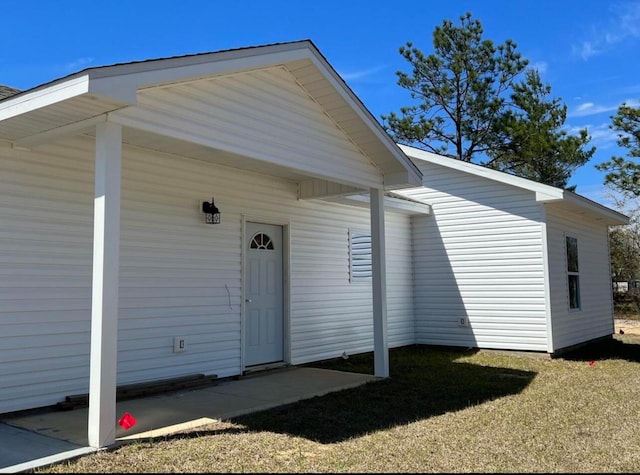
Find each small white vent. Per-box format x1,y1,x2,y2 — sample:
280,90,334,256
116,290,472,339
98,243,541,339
349,230,372,282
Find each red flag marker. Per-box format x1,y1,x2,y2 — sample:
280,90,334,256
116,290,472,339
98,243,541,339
588,361,596,367
118,412,137,430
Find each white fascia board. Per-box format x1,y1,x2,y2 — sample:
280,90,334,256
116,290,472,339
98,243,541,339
562,191,630,225
383,170,424,189
385,196,431,214
87,45,313,98
338,193,431,215
535,191,565,202
0,75,91,121
0,43,314,124
398,144,564,201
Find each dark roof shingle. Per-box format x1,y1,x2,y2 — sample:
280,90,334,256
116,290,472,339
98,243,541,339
0,85,20,100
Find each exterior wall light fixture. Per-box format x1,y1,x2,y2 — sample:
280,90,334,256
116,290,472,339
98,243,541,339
202,197,221,224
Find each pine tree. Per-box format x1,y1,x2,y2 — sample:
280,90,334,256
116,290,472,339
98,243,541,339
383,12,594,190
382,12,528,162
597,102,640,196
487,69,594,190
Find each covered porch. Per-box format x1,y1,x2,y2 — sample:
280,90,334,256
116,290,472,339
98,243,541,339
0,41,421,448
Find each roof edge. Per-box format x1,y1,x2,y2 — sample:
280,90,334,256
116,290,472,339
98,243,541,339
0,75,94,122
398,144,564,200
562,191,630,225
399,144,629,225
0,40,316,105
304,49,422,187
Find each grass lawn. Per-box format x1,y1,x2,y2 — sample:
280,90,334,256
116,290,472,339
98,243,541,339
40,333,640,473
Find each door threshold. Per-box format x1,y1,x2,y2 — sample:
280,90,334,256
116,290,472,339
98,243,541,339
243,362,289,375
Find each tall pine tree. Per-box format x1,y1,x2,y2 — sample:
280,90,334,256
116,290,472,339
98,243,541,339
384,12,594,190
382,12,528,162
597,102,640,196
487,69,594,190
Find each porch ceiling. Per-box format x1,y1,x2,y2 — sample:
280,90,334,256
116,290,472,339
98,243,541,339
0,41,422,192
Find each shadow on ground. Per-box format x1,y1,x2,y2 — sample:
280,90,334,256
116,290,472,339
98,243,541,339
202,345,536,444
561,335,640,363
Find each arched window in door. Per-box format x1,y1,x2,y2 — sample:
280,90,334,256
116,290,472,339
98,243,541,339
250,233,275,250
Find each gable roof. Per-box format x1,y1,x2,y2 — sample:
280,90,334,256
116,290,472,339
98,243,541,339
399,144,629,225
0,40,421,189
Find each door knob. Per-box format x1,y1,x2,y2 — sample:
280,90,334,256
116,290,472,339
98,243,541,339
245,299,252,303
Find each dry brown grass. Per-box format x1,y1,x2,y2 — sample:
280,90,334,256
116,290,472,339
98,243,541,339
39,333,640,473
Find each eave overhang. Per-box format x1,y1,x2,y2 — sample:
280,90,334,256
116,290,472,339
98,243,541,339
399,144,629,226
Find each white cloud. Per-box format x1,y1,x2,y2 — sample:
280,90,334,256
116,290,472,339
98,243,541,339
569,102,617,117
65,57,94,71
577,102,595,112
573,41,600,61
617,2,640,37
566,122,619,148
528,61,548,74
587,123,620,146
573,1,640,60
568,98,639,117
338,65,387,82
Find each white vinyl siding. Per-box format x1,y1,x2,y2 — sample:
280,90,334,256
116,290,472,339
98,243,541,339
0,136,414,414
113,66,382,189
545,204,614,351
0,141,94,412
400,161,548,352
289,209,415,362
385,215,416,347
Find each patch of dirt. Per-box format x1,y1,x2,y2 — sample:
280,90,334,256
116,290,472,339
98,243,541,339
614,318,640,335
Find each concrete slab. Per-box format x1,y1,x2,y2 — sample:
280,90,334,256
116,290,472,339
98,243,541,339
0,423,88,472
1,367,377,470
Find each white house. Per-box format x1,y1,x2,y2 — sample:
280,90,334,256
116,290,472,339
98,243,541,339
0,40,428,447
0,40,628,448
395,145,628,354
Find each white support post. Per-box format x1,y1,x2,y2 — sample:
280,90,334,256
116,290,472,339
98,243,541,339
88,122,122,448
370,187,389,378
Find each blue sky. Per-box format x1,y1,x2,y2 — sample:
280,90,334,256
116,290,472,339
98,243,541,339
2,0,639,206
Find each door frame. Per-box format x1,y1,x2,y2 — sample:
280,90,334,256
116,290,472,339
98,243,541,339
241,215,291,372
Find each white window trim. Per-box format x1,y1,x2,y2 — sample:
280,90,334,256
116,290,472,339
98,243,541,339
349,228,372,283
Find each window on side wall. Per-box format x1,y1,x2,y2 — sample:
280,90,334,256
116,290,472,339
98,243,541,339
349,230,372,283
566,235,580,310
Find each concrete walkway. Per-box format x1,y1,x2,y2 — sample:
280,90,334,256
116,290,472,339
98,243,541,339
0,367,376,473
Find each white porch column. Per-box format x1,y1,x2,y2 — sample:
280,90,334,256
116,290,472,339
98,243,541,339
370,187,389,377
88,122,122,448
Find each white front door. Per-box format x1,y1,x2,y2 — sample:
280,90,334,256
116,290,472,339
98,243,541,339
244,222,284,367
